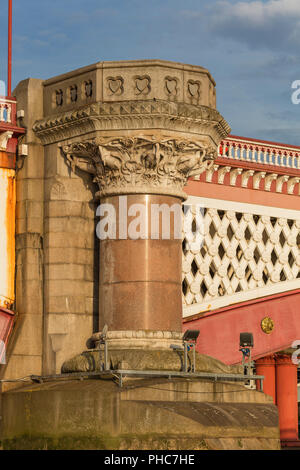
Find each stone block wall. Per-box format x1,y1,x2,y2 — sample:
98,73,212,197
2,77,98,382
42,144,97,373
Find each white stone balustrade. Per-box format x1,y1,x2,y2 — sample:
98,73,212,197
0,98,12,124
219,136,300,170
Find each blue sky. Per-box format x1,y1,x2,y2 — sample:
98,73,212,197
1,0,300,145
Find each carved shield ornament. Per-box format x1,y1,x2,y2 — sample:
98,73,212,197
188,80,201,98
134,75,151,95
70,85,77,102
165,77,178,96
85,80,93,98
55,89,63,106
107,76,124,95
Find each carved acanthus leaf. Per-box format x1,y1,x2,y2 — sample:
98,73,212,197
60,137,217,199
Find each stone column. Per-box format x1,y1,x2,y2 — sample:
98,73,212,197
275,354,298,441
61,137,216,348
99,194,182,332
255,355,276,403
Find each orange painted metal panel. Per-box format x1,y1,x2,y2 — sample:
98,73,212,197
0,167,15,309
0,151,16,169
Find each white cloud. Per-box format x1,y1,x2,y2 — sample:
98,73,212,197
0,81,6,96
205,0,300,51
215,0,300,22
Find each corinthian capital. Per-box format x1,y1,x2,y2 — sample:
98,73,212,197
60,136,217,199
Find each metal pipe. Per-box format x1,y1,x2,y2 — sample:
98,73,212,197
104,340,109,371
193,344,196,372
184,342,188,372
30,370,265,387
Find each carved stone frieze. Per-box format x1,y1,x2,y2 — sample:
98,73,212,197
33,99,231,145
60,136,217,199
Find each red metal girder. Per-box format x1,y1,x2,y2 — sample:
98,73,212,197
183,289,300,365
214,156,300,177
0,307,14,364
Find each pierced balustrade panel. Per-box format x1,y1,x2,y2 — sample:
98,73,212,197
182,204,300,309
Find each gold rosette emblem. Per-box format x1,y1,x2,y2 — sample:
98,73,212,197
261,317,274,334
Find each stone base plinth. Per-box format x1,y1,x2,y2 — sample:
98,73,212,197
62,345,243,375
90,330,183,351
1,376,280,450
2,343,280,450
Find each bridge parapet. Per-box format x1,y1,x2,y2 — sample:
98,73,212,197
183,197,300,317
219,135,300,170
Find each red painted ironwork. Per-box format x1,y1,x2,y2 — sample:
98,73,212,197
183,289,300,365
228,134,300,152
0,307,14,364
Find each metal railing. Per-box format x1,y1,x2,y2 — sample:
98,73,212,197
30,370,264,390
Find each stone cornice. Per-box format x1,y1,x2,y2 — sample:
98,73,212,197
32,99,231,146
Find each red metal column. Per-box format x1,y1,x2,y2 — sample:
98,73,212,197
7,0,12,97
255,355,276,403
275,354,298,442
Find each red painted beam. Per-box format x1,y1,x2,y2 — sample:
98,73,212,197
185,179,300,211
183,289,300,365
214,156,300,178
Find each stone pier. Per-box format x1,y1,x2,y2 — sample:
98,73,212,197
0,60,280,450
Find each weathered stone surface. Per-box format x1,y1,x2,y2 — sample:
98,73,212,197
9,314,43,356
13,78,44,143
0,378,280,450
45,200,95,219
62,348,243,375
41,60,217,117
1,355,42,392
44,247,94,265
